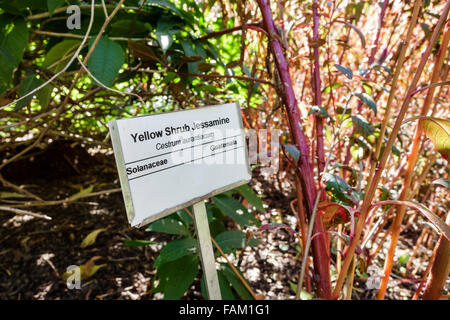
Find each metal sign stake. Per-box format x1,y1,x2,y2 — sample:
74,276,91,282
192,201,222,300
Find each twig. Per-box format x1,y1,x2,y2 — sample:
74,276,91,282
197,22,264,42
297,94,353,299
176,72,275,87
101,0,109,19
30,30,150,42
333,0,449,298
4,188,121,208
0,173,43,201
77,57,145,105
0,206,51,220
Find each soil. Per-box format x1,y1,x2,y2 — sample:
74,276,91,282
0,140,446,300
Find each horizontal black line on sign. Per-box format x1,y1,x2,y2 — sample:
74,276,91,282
125,134,242,165
128,145,244,182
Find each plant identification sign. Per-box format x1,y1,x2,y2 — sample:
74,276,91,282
109,102,251,227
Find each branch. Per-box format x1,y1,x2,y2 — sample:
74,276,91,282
256,0,332,299
0,206,51,220
176,71,275,87
197,22,265,41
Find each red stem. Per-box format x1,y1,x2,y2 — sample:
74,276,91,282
356,0,389,112
312,0,325,175
256,0,332,299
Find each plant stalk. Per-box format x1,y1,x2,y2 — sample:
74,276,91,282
376,20,450,300
333,0,450,298
256,0,332,299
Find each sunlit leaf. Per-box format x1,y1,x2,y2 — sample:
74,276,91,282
371,200,450,241
398,253,410,265
80,228,107,248
43,39,81,72
418,117,450,160
68,185,93,200
0,192,26,199
322,173,359,205
431,178,450,189
61,256,106,281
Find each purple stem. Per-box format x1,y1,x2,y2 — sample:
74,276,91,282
256,0,332,299
312,0,326,175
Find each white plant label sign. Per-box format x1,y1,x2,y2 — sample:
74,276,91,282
109,102,251,227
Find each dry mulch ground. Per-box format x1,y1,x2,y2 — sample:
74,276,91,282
0,140,445,300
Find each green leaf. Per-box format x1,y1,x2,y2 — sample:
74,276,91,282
351,115,374,138
80,228,107,248
353,92,377,115
201,271,235,300
209,217,226,237
335,64,353,79
214,230,260,254
322,82,343,93
146,0,194,25
154,237,197,267
47,0,65,15
156,254,199,300
234,184,265,213
284,144,300,161
43,39,81,72
418,117,450,160
420,23,431,37
15,73,52,110
68,185,93,200
213,194,258,226
0,20,29,94
109,20,148,37
0,20,28,66
323,172,358,205
156,16,180,53
0,192,26,199
146,217,190,236
124,239,157,247
431,178,450,189
308,105,331,119
398,253,410,266
38,83,52,109
180,40,201,74
220,263,253,300
15,74,37,110
288,281,314,300
362,83,372,95
88,36,124,87
175,208,193,227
